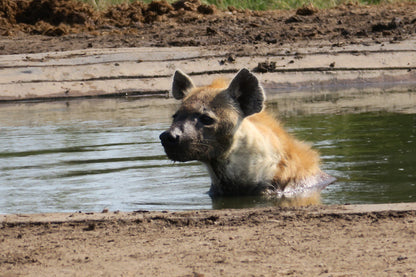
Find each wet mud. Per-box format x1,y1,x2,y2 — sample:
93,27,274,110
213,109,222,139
1,0,416,54
1,206,416,276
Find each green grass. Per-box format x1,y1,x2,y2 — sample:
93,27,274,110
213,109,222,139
81,0,405,11
208,0,398,10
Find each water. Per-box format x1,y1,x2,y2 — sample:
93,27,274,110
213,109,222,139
285,112,416,205
0,91,415,214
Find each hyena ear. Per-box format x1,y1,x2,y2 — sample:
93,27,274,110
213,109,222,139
226,68,266,117
172,70,195,100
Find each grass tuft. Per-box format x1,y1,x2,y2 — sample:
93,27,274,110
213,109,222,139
80,0,406,11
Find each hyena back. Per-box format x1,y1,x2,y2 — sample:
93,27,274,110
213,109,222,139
160,68,335,197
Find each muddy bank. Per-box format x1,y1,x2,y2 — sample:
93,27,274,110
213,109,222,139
1,0,416,101
1,0,416,54
2,40,415,101
1,203,416,276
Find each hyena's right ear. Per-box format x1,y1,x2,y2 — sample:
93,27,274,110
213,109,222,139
172,70,195,100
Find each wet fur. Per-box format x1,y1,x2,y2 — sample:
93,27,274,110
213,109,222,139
160,69,333,197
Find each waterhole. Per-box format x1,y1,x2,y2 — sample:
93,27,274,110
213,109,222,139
1,89,415,213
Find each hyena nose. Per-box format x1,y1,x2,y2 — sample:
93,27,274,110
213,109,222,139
159,131,179,145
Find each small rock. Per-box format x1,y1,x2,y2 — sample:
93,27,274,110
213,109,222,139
255,61,276,73
296,4,318,16
397,256,408,261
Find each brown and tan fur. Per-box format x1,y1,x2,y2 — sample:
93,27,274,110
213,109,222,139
160,69,335,197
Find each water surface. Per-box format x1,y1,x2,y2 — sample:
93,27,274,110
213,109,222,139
1,90,415,214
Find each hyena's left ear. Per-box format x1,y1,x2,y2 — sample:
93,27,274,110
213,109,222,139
227,68,265,117
172,70,195,100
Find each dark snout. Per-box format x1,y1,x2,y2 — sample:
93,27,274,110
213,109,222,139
159,129,190,162
159,130,180,147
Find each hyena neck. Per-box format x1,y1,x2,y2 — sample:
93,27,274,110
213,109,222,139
205,119,280,197
206,162,275,197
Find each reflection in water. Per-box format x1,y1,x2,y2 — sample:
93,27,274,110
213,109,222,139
211,192,322,209
0,95,415,214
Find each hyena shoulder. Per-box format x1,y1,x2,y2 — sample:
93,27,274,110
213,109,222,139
248,111,321,186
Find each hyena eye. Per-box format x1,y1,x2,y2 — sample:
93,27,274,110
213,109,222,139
199,114,215,126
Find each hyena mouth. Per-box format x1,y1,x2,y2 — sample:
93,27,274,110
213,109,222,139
159,131,193,162
162,147,191,162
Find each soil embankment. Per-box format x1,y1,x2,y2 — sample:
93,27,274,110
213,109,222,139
1,0,416,54
1,204,416,276
1,0,416,101
0,204,416,276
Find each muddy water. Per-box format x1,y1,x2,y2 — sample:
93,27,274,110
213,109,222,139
1,89,415,213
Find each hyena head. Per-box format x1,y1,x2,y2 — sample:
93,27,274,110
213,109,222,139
159,68,265,162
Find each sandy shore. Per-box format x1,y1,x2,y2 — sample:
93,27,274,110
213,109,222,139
1,203,415,276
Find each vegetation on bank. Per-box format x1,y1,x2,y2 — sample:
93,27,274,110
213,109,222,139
81,0,404,11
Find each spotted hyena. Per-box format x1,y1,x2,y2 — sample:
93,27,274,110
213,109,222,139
159,68,335,197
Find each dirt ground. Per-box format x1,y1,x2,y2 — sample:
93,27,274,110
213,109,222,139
1,0,416,55
1,1,416,276
1,205,416,276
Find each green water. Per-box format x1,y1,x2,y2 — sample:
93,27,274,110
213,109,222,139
0,97,415,213
285,112,416,205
